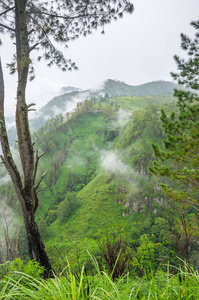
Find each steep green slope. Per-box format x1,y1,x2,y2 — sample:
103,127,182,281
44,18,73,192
3,91,198,273
30,94,178,271
46,172,128,268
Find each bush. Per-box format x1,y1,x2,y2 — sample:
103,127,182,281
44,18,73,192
57,192,81,223
57,199,71,222
0,258,44,280
46,210,57,225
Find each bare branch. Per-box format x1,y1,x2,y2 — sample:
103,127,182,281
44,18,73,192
33,150,44,185
34,170,48,190
37,185,51,194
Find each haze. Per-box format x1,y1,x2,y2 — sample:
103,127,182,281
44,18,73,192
1,0,199,116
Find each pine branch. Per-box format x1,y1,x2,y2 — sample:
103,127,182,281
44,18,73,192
0,22,15,32
0,5,15,17
29,42,39,52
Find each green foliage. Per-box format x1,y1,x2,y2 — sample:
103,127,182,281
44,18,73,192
151,217,170,242
1,260,199,299
171,21,199,90
131,139,154,173
38,217,48,238
130,104,164,139
24,95,184,270
1,84,189,275
137,234,156,270
57,200,70,223
106,128,120,141
136,233,172,273
57,192,80,223
0,258,44,281
46,210,57,225
150,22,199,206
117,104,166,150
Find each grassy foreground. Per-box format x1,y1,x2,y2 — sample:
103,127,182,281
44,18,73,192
0,259,199,300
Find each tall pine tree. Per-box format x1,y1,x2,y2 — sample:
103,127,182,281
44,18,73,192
150,21,199,207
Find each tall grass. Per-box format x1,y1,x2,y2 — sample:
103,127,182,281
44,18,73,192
0,260,199,299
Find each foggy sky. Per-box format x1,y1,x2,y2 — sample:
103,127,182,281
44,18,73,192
1,0,199,116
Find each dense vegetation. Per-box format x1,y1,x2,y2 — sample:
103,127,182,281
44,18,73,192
1,258,199,299
1,88,198,271
0,77,198,298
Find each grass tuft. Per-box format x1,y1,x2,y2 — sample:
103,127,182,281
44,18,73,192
1,260,199,299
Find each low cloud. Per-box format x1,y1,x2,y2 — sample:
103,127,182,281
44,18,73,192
0,146,23,177
26,76,64,111
0,175,11,186
100,150,132,175
90,80,106,93
67,154,85,170
0,201,20,260
0,202,15,225
117,109,131,125
29,91,90,122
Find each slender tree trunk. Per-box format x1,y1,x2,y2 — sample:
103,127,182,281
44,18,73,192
0,0,53,278
181,213,189,262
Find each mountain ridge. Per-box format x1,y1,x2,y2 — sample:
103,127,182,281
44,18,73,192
29,79,179,130
100,79,179,96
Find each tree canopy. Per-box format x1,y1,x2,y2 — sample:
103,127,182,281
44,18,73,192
0,0,134,73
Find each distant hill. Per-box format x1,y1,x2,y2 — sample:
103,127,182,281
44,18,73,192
29,90,89,130
29,79,179,130
61,86,82,93
99,79,179,97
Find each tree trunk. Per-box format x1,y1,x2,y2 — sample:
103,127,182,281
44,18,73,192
0,0,53,278
23,210,53,278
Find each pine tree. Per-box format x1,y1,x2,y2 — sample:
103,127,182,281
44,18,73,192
149,21,199,206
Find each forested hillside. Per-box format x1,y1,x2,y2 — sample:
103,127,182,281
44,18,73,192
1,87,198,277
